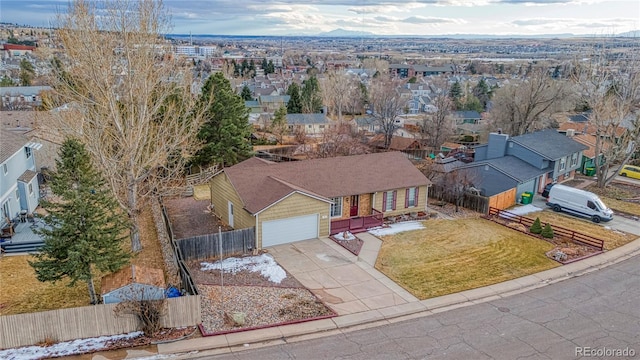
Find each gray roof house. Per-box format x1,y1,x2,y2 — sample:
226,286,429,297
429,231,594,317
286,113,332,135
459,129,588,202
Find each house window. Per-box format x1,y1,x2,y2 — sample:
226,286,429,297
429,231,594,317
319,125,325,129
559,157,566,172
330,197,342,217
383,191,397,211
405,187,418,208
15,189,19,199
2,164,7,175
29,183,33,195
25,147,32,159
570,153,578,167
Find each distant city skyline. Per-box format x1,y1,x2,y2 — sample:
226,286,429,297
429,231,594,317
1,0,638,37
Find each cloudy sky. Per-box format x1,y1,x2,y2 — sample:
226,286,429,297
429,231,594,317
1,0,638,36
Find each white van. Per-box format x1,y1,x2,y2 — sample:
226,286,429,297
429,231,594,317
546,184,613,223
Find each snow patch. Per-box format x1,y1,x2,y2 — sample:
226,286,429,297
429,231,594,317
368,221,425,236
334,231,355,241
0,331,143,360
500,204,543,218
200,254,287,284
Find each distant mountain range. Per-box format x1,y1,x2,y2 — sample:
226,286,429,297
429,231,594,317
169,28,640,40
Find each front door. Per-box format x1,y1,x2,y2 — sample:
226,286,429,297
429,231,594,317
350,195,359,217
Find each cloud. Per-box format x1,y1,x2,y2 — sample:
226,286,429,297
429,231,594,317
403,16,466,24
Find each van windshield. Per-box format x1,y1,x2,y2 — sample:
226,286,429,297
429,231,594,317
595,199,607,210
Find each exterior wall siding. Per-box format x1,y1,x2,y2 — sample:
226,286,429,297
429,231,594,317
1,144,38,221
372,186,428,217
209,172,255,230
506,143,546,169
257,193,330,249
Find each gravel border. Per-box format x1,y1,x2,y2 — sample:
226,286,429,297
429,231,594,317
151,198,180,286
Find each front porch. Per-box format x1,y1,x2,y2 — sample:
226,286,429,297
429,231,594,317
330,209,383,235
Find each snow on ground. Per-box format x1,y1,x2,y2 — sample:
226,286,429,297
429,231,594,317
499,204,542,218
0,331,142,360
368,221,425,236
201,253,286,284
333,231,356,240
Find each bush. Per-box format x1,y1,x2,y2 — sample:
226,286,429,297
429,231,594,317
530,217,542,234
541,223,554,238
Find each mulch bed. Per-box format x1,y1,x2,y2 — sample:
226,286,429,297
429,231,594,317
329,234,364,255
106,327,198,348
163,197,232,239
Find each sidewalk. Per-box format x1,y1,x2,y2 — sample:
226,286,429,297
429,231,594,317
153,232,640,359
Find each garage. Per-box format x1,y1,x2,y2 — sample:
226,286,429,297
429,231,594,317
262,213,319,247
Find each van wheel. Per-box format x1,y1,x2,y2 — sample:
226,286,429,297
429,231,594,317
592,215,601,223
552,205,561,212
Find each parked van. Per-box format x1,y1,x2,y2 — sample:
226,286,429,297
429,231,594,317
619,164,640,180
546,184,613,223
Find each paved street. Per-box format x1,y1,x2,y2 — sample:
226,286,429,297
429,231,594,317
196,257,640,359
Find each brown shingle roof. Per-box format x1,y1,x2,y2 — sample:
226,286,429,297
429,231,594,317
0,129,28,164
369,134,421,151
101,265,166,295
558,122,626,138
571,134,609,159
223,152,431,214
17,169,37,182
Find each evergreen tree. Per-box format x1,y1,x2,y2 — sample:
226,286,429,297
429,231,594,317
19,58,35,86
270,105,289,144
462,94,484,113
192,72,253,167
0,75,13,87
301,75,323,113
29,139,131,305
266,60,275,74
472,78,490,110
530,217,542,234
541,223,554,239
449,80,463,109
286,82,302,114
261,58,268,72
240,84,253,101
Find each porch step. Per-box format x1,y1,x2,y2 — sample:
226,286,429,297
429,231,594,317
1,240,44,254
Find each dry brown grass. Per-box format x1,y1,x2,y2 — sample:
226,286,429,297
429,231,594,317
192,184,211,200
527,210,636,250
0,206,167,315
585,184,640,216
375,218,559,300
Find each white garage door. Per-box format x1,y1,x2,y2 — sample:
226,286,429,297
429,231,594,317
262,214,319,247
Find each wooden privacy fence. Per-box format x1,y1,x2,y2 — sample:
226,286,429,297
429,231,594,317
487,207,605,250
0,295,201,350
160,203,199,295
428,184,489,213
488,188,517,210
177,227,256,261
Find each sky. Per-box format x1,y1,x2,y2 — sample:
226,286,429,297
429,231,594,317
0,0,638,36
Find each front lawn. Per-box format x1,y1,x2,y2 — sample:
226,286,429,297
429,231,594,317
375,218,559,300
585,183,640,217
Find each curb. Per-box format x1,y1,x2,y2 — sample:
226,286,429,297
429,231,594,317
153,236,640,359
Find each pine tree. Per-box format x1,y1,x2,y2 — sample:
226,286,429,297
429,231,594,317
240,84,253,101
29,139,131,305
449,81,463,110
530,217,543,234
301,75,323,113
19,58,35,86
192,72,253,167
541,223,554,238
270,105,289,144
472,78,490,110
286,82,303,114
261,58,268,73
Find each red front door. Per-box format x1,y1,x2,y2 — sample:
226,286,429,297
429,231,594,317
350,195,359,217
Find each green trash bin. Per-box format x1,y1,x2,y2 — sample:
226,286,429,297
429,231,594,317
521,192,532,204
585,167,595,176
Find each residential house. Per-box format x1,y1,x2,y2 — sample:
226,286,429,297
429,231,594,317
453,111,482,125
1,86,51,110
570,133,607,174
369,134,426,159
101,265,166,304
1,129,41,225
209,152,432,248
258,95,290,113
389,64,455,78
460,130,587,200
286,113,333,135
1,44,36,58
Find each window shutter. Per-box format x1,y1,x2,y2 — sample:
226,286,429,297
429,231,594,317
392,190,397,210
382,192,387,212
415,187,419,207
405,189,409,208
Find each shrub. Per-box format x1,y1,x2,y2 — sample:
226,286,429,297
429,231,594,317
542,223,554,238
530,217,542,234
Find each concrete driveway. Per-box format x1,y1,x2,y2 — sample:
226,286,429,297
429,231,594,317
267,237,418,316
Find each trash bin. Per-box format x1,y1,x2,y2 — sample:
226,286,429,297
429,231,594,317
585,167,595,176
521,192,532,204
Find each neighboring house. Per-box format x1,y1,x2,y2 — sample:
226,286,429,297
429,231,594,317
101,265,166,304
369,134,426,159
245,100,261,114
465,130,588,199
1,44,36,58
570,133,607,174
453,111,482,125
258,95,290,113
209,152,432,249
389,64,455,78
286,113,333,135
0,129,41,225
1,86,51,110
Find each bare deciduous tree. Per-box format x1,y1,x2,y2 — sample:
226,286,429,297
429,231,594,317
307,124,369,159
420,94,454,151
50,0,208,251
320,70,355,121
368,76,407,149
572,46,640,188
489,67,573,135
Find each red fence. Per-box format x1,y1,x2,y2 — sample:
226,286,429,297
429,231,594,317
487,207,605,250
331,209,383,235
